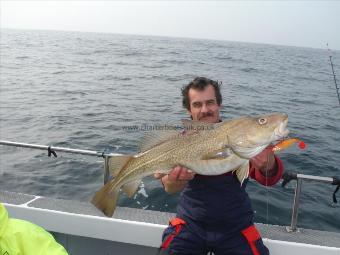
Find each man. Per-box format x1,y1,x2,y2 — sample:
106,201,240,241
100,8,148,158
155,77,283,255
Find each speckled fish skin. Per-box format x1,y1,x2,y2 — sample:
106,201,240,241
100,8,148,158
92,113,289,217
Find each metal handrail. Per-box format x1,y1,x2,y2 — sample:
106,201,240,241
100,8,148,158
282,171,340,232
0,140,122,157
0,140,123,183
1,140,339,231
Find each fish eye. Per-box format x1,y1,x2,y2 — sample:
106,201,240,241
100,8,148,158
258,118,267,125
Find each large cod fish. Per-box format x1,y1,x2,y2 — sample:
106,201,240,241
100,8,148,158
92,113,289,217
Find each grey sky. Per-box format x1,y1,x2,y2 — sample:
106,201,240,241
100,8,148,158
1,1,339,50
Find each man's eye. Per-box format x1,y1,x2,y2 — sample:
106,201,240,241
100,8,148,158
207,100,216,105
193,103,201,108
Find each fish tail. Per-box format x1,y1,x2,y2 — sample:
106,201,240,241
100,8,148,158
91,181,120,217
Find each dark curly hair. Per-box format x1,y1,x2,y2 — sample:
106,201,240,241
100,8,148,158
181,77,222,110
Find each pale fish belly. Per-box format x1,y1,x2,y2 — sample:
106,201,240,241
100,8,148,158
182,154,247,176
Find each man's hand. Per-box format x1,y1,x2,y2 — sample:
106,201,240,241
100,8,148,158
154,166,195,193
250,144,277,177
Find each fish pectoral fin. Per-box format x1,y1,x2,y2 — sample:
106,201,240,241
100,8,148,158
233,162,249,185
230,143,268,159
122,180,141,198
109,155,133,177
139,130,180,152
201,148,233,160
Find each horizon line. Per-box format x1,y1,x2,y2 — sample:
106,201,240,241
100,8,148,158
2,26,339,52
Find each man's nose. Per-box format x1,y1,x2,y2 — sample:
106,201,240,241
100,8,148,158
201,103,208,113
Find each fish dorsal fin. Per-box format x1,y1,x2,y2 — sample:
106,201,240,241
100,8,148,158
181,119,219,133
233,162,249,185
122,179,141,198
139,130,180,152
109,155,133,177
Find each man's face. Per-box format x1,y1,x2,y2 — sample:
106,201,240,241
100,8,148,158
187,84,221,123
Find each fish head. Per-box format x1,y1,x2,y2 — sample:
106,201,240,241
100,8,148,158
225,113,289,158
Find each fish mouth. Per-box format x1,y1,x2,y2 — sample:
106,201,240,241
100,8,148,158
273,118,289,141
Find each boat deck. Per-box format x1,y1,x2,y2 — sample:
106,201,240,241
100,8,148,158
1,190,340,255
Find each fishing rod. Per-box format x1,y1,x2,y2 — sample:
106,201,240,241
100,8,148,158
327,43,340,106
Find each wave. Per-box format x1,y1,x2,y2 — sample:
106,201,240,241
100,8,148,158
240,67,259,73
16,56,29,59
98,75,131,81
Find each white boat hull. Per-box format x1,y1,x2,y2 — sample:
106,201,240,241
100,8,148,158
1,191,339,255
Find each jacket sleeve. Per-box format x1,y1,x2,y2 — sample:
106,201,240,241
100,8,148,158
8,218,69,255
249,155,284,186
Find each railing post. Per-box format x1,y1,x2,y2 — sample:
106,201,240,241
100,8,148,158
103,156,110,184
286,178,302,232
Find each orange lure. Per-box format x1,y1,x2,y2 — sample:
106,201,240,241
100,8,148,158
272,138,306,152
